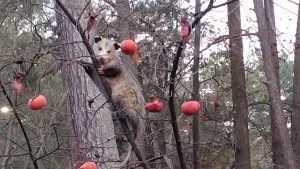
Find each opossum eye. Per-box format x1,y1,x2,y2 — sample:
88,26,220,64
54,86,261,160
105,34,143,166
99,48,102,51
107,50,111,54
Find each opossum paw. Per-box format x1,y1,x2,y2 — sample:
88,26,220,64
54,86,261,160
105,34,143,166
98,66,104,74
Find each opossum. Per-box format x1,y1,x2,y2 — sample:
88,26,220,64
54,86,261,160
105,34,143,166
93,36,142,138
77,36,145,168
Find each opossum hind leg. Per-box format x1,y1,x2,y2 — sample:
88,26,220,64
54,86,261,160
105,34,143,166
112,101,139,138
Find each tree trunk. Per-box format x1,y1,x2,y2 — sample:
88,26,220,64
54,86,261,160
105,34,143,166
55,1,119,168
291,0,300,166
192,0,201,169
253,0,296,168
227,1,251,168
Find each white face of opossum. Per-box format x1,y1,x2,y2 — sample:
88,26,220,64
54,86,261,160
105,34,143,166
93,36,121,62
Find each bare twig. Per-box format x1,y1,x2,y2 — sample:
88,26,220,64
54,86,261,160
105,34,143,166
35,126,61,162
0,131,29,154
77,0,91,23
0,153,29,157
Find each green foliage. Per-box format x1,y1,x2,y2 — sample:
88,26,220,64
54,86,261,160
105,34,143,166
279,51,294,102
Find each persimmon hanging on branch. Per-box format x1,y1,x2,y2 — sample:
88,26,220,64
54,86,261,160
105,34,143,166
144,96,163,113
79,162,97,169
181,100,200,116
179,17,191,44
120,39,141,67
28,94,47,110
11,72,23,96
84,10,99,40
120,39,137,55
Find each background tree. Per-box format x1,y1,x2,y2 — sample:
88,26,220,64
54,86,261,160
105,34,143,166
192,0,201,168
227,0,251,168
253,0,296,168
291,0,300,165
55,0,119,168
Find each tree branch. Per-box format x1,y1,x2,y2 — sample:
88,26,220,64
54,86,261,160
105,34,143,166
0,130,29,154
193,0,238,19
0,153,29,157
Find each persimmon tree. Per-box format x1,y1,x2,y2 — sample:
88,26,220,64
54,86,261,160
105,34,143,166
55,0,120,168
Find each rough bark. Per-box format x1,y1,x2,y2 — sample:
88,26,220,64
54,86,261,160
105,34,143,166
192,0,201,168
253,0,296,168
55,1,119,168
227,1,251,168
291,0,300,166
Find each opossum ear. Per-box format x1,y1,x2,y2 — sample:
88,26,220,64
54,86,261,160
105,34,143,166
114,43,121,50
94,36,102,43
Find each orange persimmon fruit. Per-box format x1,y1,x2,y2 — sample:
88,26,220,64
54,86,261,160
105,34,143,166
181,100,200,115
79,162,97,169
144,96,163,112
120,39,137,55
28,94,47,110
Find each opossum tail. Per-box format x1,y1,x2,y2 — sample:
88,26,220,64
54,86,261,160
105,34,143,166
109,145,132,168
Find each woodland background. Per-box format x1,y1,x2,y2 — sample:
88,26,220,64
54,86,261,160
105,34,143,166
0,0,299,169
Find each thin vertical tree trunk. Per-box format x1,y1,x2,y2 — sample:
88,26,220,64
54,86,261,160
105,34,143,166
55,1,119,168
227,1,251,168
291,0,300,166
253,0,296,168
192,0,201,168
